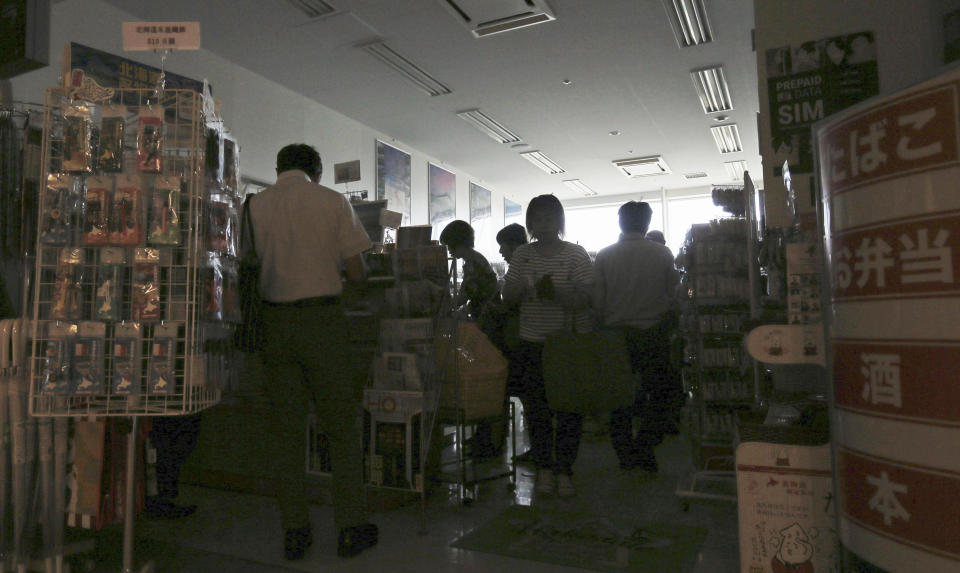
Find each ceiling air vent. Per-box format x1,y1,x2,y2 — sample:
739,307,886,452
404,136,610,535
357,40,452,97
285,0,338,19
442,0,556,38
613,156,671,178
662,0,713,47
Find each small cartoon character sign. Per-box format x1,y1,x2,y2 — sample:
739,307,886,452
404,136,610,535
772,523,814,573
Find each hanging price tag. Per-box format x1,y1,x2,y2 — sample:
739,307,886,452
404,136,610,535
122,22,201,51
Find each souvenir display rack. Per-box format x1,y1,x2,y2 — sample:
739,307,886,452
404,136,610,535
27,85,233,418
675,176,762,504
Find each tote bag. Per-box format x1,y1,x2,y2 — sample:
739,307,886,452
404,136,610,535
542,326,635,416
234,194,263,352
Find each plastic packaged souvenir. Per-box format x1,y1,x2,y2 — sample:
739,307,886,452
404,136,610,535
95,247,125,321
97,104,126,173
223,134,238,191
40,174,77,245
137,106,163,173
50,247,84,321
147,176,181,245
148,322,179,395
205,127,222,182
72,321,106,395
206,196,234,255
221,257,239,323
63,104,92,173
110,174,144,245
131,247,161,321
111,322,142,395
81,176,111,245
203,254,224,322
40,322,76,394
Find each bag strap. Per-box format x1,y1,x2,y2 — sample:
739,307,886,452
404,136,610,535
241,194,257,257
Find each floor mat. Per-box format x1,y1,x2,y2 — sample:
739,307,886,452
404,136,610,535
451,504,707,572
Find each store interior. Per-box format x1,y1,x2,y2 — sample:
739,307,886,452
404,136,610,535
1,0,959,572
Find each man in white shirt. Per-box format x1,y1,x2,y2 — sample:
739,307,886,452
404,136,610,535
248,144,376,560
593,201,680,472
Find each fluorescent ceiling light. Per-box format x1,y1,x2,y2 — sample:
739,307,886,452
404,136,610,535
711,124,742,154
613,156,671,178
562,179,598,196
684,172,708,179
475,12,555,37
724,160,747,181
285,0,337,18
520,150,565,174
358,41,452,97
456,109,521,144
663,0,713,47
691,66,732,113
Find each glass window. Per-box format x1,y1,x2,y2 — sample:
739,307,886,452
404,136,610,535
665,195,728,254
564,201,663,255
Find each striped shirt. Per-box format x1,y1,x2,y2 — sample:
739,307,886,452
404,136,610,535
504,241,594,342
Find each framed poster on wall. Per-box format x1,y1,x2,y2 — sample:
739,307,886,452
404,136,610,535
428,163,456,240
376,140,411,226
469,182,494,255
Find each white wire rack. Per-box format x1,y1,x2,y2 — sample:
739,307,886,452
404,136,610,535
28,86,227,418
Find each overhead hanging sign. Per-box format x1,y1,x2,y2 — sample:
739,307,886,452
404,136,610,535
122,22,201,51
68,43,205,93
817,65,960,572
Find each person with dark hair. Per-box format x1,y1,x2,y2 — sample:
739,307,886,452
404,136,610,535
502,195,593,497
594,201,680,473
496,223,527,263
248,143,377,560
439,219,497,321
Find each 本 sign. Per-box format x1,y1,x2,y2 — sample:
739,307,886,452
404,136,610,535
122,22,201,51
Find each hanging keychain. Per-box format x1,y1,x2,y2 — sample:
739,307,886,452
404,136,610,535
97,104,126,173
72,321,105,395
95,247,125,321
148,322,179,395
81,175,111,246
110,174,144,245
40,174,76,245
62,104,93,173
50,247,84,321
41,322,76,394
147,175,181,245
112,322,142,395
131,247,161,321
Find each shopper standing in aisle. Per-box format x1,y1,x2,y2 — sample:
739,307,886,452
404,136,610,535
502,196,593,497
439,219,497,321
247,143,377,561
593,201,680,473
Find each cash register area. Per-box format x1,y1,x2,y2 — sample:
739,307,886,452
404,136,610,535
82,409,740,572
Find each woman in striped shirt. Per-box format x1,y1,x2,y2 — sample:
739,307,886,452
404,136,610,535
502,195,593,497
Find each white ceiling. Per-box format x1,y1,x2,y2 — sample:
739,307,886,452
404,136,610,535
103,0,762,203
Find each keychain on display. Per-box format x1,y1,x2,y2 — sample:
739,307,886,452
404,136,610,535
112,322,142,395
206,194,234,254
148,322,179,395
147,175,181,245
222,133,238,191
41,321,76,394
221,257,239,323
97,104,126,173
136,106,163,173
110,173,144,245
62,104,92,173
72,321,106,395
50,247,84,321
81,175,111,245
95,247,125,321
40,174,76,245
203,254,224,321
131,247,161,321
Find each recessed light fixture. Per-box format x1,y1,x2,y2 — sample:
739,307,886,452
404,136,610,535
609,130,621,136
663,0,713,47
562,78,573,85
691,66,733,114
562,179,598,196
357,40,452,97
520,150,565,174
711,124,743,154
724,160,747,181
456,109,521,144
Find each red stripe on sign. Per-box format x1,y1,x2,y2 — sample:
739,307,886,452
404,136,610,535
833,341,960,422
735,465,833,477
819,82,960,196
838,448,960,560
829,213,960,299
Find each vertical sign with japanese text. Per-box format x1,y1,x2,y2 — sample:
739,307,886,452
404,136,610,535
817,67,960,573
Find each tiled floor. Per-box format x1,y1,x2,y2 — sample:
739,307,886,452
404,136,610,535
81,410,741,572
